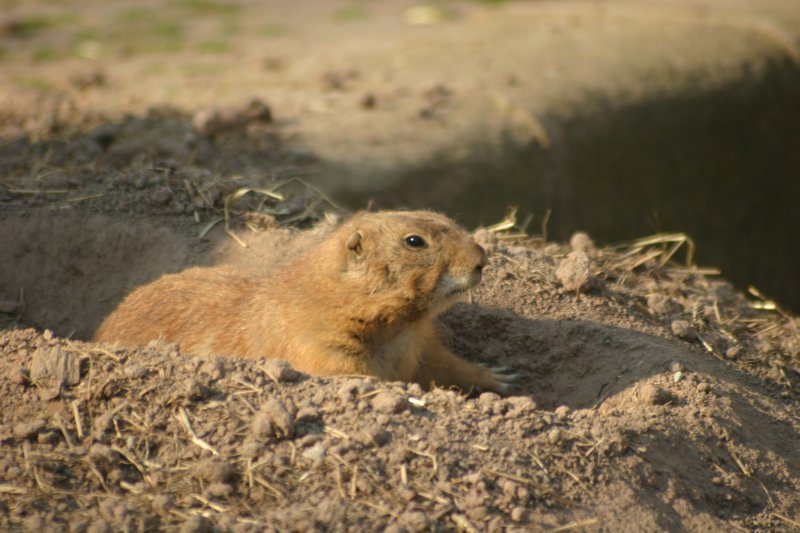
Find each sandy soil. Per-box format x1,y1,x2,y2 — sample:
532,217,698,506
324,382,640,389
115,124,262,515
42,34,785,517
1,111,799,531
1,1,800,531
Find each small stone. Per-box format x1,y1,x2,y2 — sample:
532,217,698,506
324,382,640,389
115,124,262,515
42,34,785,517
547,428,562,444
43,329,53,341
555,251,600,292
569,231,595,252
261,359,302,382
671,320,696,341
372,391,407,414
302,443,326,464
673,371,684,383
554,405,570,420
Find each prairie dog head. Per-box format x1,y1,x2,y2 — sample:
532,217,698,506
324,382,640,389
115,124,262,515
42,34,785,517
338,210,488,316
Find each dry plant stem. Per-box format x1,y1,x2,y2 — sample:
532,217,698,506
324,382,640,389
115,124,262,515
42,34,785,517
176,407,219,456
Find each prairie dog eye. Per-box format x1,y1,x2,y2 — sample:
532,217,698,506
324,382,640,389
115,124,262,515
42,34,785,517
404,234,427,248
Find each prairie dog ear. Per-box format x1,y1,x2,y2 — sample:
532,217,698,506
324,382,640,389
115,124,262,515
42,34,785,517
346,230,364,256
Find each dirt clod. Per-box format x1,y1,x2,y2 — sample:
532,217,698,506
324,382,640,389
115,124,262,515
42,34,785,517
12,419,45,440
725,345,741,360
555,250,600,292
261,359,303,383
252,398,297,439
29,345,80,392
647,293,683,317
569,231,595,252
204,482,234,498
671,320,697,340
638,383,672,405
554,405,570,419
199,357,226,380
372,390,407,414
195,458,236,484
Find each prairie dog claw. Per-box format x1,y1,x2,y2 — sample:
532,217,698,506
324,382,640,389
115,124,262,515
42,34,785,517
487,365,519,394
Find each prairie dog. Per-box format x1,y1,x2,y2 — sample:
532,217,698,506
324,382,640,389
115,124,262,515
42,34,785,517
94,210,514,393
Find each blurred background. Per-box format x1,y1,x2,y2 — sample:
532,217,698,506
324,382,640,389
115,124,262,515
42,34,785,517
1,0,799,310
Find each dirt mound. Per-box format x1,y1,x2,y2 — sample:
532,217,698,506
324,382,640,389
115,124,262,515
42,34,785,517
1,207,799,531
2,1,800,527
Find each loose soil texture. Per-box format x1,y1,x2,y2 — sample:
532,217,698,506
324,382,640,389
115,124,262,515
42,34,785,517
0,99,799,533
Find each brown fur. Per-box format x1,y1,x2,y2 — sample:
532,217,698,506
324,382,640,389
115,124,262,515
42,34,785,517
94,210,510,393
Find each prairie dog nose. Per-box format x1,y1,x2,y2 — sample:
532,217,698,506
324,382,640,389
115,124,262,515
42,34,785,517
477,244,488,268
473,244,488,278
